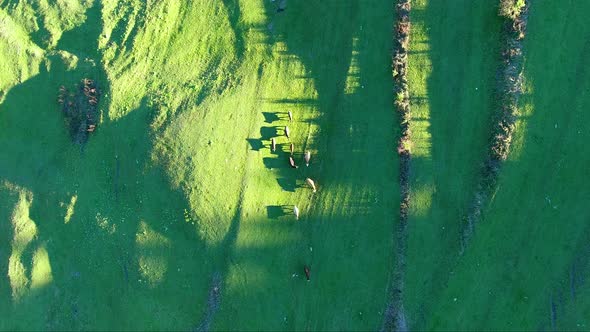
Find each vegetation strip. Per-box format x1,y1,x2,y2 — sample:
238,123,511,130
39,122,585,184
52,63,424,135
460,0,530,253
383,1,411,331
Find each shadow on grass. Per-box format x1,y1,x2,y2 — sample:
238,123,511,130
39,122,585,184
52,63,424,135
262,111,284,123
221,0,246,61
0,188,17,314
246,138,264,151
0,3,215,330
266,205,292,219
183,0,400,328
404,2,506,330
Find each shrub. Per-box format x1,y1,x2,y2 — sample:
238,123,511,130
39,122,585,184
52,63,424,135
499,0,525,19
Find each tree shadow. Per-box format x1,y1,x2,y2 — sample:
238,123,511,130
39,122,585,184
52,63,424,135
220,0,246,61
403,2,508,330
263,98,318,107
183,0,397,329
0,187,17,314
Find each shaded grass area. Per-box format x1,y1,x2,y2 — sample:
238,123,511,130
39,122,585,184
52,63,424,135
423,1,590,329
0,1,229,329
404,0,502,329
0,54,213,331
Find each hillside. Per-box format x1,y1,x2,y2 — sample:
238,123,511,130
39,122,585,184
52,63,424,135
1,0,589,330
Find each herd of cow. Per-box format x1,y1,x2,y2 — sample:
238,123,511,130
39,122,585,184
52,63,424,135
269,110,315,281
271,111,317,221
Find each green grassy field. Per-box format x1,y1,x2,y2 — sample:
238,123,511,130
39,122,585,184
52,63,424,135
1,0,396,330
1,0,590,330
404,1,502,328
405,0,590,330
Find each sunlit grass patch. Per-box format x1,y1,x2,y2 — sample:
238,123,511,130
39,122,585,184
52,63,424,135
136,221,171,287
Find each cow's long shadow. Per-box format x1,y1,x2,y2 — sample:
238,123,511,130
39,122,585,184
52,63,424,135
0,3,211,330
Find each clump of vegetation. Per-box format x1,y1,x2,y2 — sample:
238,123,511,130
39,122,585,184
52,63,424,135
57,78,100,145
499,0,526,19
489,0,528,165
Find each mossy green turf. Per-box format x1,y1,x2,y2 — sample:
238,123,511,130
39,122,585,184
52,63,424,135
405,0,590,330
0,0,396,330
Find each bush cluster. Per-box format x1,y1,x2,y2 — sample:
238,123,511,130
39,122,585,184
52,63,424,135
393,0,411,202
489,1,528,165
58,78,100,145
499,0,526,20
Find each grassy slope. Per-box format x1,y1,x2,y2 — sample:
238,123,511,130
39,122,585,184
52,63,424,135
213,1,397,330
404,0,502,329
0,1,226,329
0,0,396,330
424,1,590,330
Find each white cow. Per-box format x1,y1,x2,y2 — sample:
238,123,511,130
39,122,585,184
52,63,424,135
289,156,298,169
306,178,317,193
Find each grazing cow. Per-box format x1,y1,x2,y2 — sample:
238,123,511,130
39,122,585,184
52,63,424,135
288,111,293,122
289,156,298,169
285,126,290,139
304,265,311,281
305,178,317,192
290,143,294,156
304,151,311,166
293,205,300,220
87,124,96,132
271,138,276,152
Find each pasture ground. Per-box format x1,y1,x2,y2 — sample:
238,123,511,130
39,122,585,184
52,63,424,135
0,0,396,330
405,0,590,330
1,0,589,330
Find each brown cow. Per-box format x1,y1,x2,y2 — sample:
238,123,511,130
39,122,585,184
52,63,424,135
289,156,298,169
271,138,276,152
304,265,310,281
305,178,316,192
